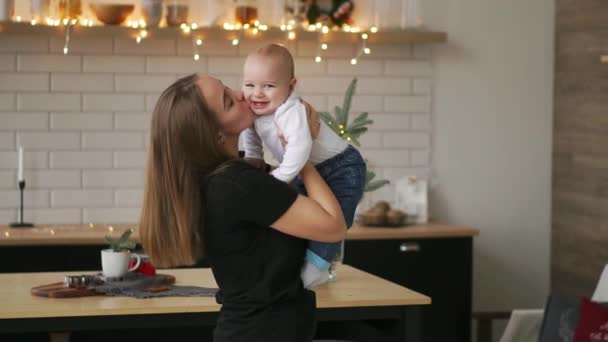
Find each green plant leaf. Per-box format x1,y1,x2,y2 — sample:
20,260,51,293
365,179,390,192
119,229,132,242
333,106,343,125
121,241,137,250
351,112,370,125
341,78,357,126
320,111,338,132
347,127,368,136
348,120,373,130
104,229,136,252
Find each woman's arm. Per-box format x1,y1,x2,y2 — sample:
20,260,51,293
270,162,346,242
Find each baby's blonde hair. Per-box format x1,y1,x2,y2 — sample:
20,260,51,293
251,43,295,79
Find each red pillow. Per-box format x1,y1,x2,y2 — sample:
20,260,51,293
573,297,608,342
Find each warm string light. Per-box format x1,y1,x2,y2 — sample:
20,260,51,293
314,25,330,63
192,36,203,61
63,22,72,55
351,31,375,65
10,14,380,65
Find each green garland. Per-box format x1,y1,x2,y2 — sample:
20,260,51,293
319,78,390,192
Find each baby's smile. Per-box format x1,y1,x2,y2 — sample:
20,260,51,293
251,100,270,111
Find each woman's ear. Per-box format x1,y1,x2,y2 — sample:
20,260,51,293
217,132,226,145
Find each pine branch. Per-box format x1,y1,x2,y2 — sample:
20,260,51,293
365,179,390,192
319,78,390,193
341,78,357,126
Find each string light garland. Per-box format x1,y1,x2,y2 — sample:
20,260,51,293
63,21,71,55
351,31,374,65
315,24,330,63
192,36,203,61
15,14,379,63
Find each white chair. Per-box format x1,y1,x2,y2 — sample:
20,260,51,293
498,309,544,342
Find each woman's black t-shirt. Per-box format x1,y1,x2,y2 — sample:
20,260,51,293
203,161,316,342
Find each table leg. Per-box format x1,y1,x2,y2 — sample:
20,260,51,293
401,306,421,342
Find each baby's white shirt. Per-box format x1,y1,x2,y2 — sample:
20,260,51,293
240,92,348,183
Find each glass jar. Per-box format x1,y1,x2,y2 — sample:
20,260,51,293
257,0,284,27
234,0,258,25
0,0,15,21
31,0,51,22
58,0,81,19
142,0,163,28
166,0,189,27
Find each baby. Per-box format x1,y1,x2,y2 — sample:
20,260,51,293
240,43,366,289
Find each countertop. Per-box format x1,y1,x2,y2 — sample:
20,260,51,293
0,223,478,246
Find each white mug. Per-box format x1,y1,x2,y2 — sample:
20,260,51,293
101,249,141,278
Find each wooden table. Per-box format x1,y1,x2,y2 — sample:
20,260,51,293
0,265,430,342
0,223,473,342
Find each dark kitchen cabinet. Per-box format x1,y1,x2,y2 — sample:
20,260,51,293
343,224,477,342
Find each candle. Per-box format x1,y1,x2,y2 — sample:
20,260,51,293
17,146,23,182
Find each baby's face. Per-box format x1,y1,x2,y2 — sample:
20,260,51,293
242,55,294,116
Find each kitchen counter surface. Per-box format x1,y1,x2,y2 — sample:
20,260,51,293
0,223,478,246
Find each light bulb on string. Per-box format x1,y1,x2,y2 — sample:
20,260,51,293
63,21,72,55
192,36,202,61
350,58,357,65
364,47,371,54
315,56,322,63
321,43,328,50
370,26,378,33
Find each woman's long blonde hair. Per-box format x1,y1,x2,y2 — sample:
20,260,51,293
139,74,232,268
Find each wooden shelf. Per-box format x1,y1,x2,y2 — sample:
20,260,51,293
0,22,447,45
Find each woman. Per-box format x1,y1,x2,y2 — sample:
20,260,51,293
139,74,346,342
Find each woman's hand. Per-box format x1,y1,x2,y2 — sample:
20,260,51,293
302,100,320,140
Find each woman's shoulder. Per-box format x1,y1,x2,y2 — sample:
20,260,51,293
206,160,267,189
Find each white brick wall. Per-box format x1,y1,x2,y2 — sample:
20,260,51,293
0,31,435,223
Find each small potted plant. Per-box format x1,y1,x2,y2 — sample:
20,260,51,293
101,229,140,278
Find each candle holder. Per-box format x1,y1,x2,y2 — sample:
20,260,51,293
9,180,34,228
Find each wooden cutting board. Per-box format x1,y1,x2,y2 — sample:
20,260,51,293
31,282,104,298
31,274,176,298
